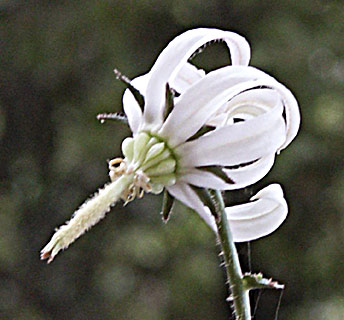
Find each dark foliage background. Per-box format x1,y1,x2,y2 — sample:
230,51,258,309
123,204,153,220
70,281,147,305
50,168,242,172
1,1,343,319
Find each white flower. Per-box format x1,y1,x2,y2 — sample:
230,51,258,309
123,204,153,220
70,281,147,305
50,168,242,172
122,28,299,231
41,28,300,262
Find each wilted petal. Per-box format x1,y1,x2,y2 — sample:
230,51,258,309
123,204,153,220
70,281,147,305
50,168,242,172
143,28,251,128
167,182,217,231
226,184,288,242
177,96,285,167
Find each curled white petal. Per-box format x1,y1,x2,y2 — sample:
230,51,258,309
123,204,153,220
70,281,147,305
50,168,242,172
177,97,285,167
207,88,280,127
180,154,276,191
226,184,288,242
143,28,251,128
223,155,276,189
273,81,301,152
160,66,271,146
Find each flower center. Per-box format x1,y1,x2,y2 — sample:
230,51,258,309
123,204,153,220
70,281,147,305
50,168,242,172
109,132,177,203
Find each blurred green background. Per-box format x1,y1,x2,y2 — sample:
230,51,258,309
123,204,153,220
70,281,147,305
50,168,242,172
1,0,343,319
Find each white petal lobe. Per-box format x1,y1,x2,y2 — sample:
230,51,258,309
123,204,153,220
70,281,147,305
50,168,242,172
226,184,288,242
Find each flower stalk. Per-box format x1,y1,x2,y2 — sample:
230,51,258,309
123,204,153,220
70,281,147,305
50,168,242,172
210,190,251,320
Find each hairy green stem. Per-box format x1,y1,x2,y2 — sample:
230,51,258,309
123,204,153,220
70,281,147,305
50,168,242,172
210,190,251,320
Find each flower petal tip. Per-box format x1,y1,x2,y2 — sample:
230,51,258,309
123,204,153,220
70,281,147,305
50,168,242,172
250,183,284,201
227,183,288,242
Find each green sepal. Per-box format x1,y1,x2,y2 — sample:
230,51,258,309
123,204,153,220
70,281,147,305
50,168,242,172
163,83,175,120
161,190,175,223
114,69,145,111
97,112,128,125
242,273,285,291
197,166,235,184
